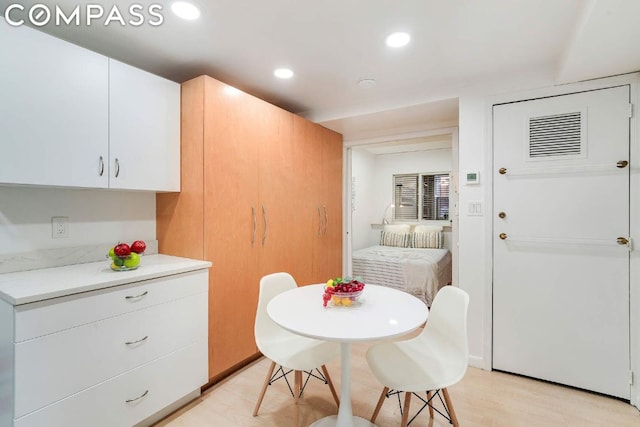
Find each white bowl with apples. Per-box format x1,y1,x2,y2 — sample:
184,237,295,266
107,240,146,271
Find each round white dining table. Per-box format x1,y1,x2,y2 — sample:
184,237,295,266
267,283,429,427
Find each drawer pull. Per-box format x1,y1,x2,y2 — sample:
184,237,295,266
125,389,149,403
125,335,148,345
125,291,148,300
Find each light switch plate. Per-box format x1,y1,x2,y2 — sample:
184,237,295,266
468,201,483,216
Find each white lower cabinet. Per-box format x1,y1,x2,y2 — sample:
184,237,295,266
3,268,209,427
15,340,207,427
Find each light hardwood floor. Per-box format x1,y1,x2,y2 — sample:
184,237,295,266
155,340,639,427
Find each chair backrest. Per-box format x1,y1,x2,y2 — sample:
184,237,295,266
255,272,297,350
420,286,470,383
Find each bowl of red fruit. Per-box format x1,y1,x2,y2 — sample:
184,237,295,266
107,240,146,271
322,277,365,307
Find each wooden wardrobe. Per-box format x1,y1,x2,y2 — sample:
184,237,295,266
157,75,343,381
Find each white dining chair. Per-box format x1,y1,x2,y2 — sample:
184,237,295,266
366,285,469,426
253,272,340,425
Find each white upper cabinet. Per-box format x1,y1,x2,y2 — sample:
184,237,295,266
0,17,180,192
109,60,180,192
0,17,109,188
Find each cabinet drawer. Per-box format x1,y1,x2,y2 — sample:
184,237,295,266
15,340,207,427
14,291,207,418
15,269,207,341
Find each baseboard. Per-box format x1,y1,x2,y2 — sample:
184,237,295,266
468,355,485,369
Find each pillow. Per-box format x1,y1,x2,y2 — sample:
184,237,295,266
414,225,444,233
380,230,410,247
411,231,444,249
383,224,411,233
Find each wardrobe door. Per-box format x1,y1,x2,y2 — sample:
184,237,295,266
291,116,324,286
203,78,259,378
257,104,295,278
320,127,344,280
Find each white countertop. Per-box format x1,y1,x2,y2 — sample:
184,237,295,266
0,254,212,306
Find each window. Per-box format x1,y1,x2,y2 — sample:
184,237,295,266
393,173,450,221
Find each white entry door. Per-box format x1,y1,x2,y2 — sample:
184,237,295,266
492,86,631,399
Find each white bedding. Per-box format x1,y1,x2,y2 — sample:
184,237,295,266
351,245,452,306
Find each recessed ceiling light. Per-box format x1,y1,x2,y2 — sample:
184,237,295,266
171,1,200,20
274,68,294,79
358,78,377,89
386,32,411,48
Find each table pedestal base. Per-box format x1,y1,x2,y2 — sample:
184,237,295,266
310,415,376,427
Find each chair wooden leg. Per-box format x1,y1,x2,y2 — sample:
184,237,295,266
401,392,412,427
321,365,340,408
442,388,459,427
370,386,389,423
294,370,302,427
426,391,434,417
253,361,276,416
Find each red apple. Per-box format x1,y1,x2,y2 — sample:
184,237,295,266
131,240,146,254
114,243,131,258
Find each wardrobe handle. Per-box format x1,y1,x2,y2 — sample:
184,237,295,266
262,205,267,246
125,389,149,403
125,291,148,300
99,156,104,176
115,158,120,178
317,207,322,236
125,335,148,345
251,206,256,247
323,206,328,236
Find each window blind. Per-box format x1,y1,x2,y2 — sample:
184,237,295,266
422,174,450,220
394,174,418,221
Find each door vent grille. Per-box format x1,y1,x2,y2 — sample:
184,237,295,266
529,112,582,158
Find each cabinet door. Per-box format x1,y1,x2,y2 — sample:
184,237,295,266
203,78,260,378
109,60,180,191
291,116,324,286
320,127,343,279
257,104,295,278
0,18,109,188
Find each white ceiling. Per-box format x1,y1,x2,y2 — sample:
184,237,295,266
2,0,639,141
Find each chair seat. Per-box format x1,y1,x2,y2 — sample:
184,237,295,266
259,330,340,371
367,338,463,392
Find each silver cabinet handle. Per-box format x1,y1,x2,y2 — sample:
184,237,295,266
262,205,267,247
317,207,322,236
323,206,328,236
125,335,148,345
99,156,104,176
115,158,120,178
125,389,148,403
125,291,148,300
251,206,256,247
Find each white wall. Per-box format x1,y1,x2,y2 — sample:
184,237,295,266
350,147,453,250
0,187,156,255
350,149,377,251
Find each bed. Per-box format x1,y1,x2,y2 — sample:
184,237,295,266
352,225,452,306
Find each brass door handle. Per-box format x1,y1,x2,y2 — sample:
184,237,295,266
499,233,507,240
498,212,506,219
498,167,507,175
617,237,629,245
616,160,628,168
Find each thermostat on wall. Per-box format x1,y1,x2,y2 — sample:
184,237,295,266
465,171,480,184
